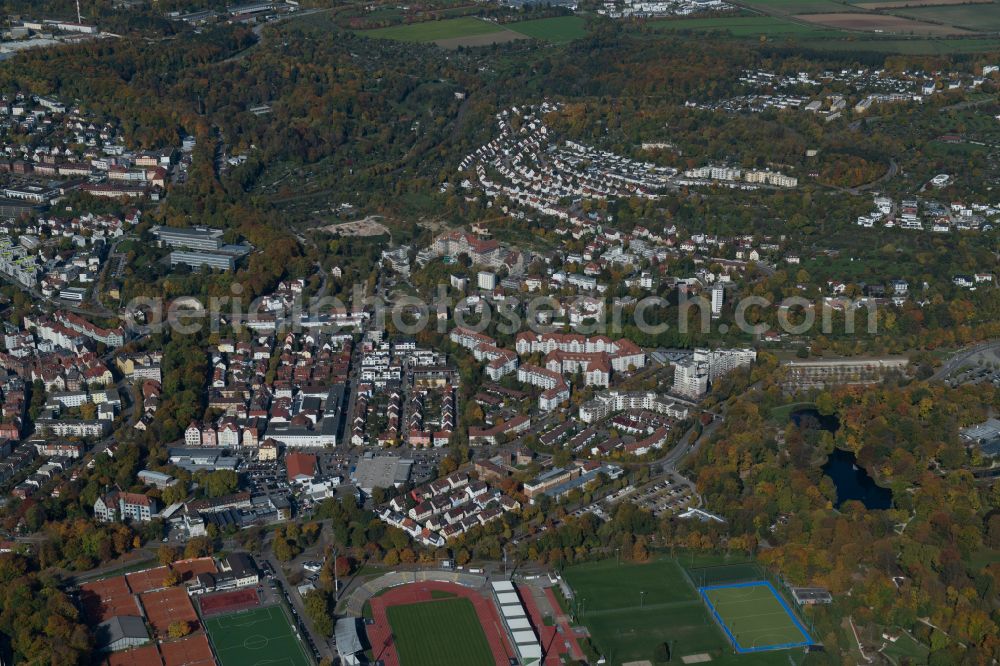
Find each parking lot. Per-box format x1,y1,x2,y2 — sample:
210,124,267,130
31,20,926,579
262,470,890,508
941,343,1000,388
609,475,695,518
947,362,1000,388
245,461,288,492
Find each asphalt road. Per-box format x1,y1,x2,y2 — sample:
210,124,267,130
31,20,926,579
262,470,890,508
264,538,336,664
930,339,1000,382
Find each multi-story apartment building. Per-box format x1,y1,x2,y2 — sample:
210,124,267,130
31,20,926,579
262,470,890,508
94,490,157,523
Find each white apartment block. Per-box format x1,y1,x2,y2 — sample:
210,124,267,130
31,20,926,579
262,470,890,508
695,347,757,381
579,390,690,423
711,284,724,317
673,360,709,398
517,364,564,391
477,271,497,291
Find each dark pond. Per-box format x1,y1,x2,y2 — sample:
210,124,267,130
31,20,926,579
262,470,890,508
789,408,892,509
821,448,893,510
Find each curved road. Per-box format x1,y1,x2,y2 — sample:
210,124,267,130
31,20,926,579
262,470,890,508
929,339,1000,382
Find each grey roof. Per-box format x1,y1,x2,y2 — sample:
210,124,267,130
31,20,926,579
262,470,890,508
335,618,364,656
962,418,1000,443
95,615,149,648
352,456,412,492
222,552,257,579
981,439,1000,457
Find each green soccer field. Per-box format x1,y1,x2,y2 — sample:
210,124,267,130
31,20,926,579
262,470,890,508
563,558,727,663
701,584,810,651
563,556,699,613
204,604,311,666
386,597,494,666
563,557,803,665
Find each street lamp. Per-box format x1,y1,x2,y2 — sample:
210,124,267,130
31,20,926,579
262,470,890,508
331,547,339,601
640,590,645,608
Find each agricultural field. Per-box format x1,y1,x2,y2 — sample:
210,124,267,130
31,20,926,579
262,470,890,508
507,15,589,43
738,0,863,14
647,12,1000,50
853,0,991,8
793,11,976,33
805,35,1000,50
562,557,801,665
350,2,999,52
361,17,508,43
889,3,1000,31
435,30,527,48
648,15,848,37
385,597,495,666
358,15,587,46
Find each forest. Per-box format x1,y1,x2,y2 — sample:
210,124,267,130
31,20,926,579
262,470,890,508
689,376,1000,664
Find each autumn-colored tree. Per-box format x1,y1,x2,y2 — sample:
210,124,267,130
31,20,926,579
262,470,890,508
157,545,179,566
168,620,192,639
162,569,181,588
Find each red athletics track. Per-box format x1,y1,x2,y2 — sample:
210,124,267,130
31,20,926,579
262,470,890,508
198,587,260,617
543,586,585,662
519,584,580,666
367,581,515,666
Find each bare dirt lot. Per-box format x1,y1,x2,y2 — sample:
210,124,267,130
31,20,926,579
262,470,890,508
321,215,390,237
794,11,978,33
435,29,527,48
853,0,990,8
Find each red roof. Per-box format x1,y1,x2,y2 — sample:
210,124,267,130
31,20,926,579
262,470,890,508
286,452,317,482
159,634,214,666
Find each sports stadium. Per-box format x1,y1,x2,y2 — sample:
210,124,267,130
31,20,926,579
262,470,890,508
340,570,583,666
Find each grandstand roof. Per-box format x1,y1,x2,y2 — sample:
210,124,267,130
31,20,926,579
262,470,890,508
519,643,543,659
507,617,532,631
512,629,538,645
501,603,526,619
496,591,520,605
491,580,515,593
335,618,365,657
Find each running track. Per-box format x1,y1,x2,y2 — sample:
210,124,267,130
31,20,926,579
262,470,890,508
543,586,585,662
367,581,515,666
519,585,577,666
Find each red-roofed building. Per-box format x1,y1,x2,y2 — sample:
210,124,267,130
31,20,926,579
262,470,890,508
286,452,317,484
